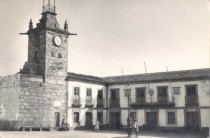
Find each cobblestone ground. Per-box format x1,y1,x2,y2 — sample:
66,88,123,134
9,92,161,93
0,130,206,138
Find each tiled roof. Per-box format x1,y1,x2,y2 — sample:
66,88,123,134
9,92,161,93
104,68,210,84
67,72,107,84
67,68,210,85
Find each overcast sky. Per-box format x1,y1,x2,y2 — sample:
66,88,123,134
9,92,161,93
0,0,209,77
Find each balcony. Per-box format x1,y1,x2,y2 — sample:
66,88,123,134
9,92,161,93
185,96,199,106
130,97,175,108
72,99,81,107
85,98,94,108
109,99,120,108
97,98,105,108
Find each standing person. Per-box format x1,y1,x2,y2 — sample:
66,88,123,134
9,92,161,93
127,117,132,137
133,120,139,137
95,119,100,132
61,118,66,130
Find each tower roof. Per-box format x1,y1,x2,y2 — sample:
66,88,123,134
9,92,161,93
20,0,77,36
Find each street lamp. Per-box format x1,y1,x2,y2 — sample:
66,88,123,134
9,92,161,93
124,87,132,136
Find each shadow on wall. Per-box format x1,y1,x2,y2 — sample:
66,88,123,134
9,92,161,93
0,120,18,130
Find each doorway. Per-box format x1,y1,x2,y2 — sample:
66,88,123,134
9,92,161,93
186,111,199,132
146,112,158,130
110,112,120,130
55,112,60,127
85,112,93,129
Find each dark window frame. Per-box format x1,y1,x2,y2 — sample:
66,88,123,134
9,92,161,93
185,85,197,96
110,88,120,100
97,89,103,99
167,111,176,125
74,87,80,96
87,88,92,97
135,87,146,103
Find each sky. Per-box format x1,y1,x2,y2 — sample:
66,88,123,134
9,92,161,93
0,0,209,77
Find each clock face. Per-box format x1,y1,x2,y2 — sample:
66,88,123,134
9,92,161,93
53,36,62,46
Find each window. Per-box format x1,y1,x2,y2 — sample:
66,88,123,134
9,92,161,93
186,85,197,96
74,87,80,97
86,88,92,101
130,112,136,121
74,112,79,124
97,89,103,99
158,86,168,96
136,87,146,103
87,88,92,97
158,86,168,103
185,85,198,105
110,89,119,99
167,112,176,124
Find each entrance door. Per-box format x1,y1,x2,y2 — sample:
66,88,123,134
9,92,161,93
85,112,93,129
186,111,199,132
110,112,120,130
55,112,60,127
97,112,103,124
146,112,158,130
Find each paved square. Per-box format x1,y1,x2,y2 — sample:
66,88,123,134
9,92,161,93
0,130,205,138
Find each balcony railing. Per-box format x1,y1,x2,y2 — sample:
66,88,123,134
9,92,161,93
130,97,175,108
136,98,146,104
97,98,105,108
109,99,120,108
72,98,81,107
85,98,94,108
158,97,169,104
185,96,199,106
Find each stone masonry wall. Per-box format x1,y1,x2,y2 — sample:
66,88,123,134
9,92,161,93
18,73,67,128
0,73,20,130
0,74,20,121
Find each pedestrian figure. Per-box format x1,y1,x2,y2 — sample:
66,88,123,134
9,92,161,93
133,120,139,137
127,117,132,137
95,119,100,132
61,118,69,131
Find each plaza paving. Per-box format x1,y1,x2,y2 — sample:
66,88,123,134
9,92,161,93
0,130,206,138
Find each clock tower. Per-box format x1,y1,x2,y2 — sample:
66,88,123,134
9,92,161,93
22,0,76,79
19,0,76,128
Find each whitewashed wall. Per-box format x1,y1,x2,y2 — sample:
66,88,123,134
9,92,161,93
108,80,210,128
200,109,210,127
68,81,106,108
67,81,107,127
108,80,210,108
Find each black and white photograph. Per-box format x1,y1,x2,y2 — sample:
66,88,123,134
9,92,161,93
0,0,209,138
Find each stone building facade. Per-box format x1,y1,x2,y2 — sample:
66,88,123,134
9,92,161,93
0,1,75,129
